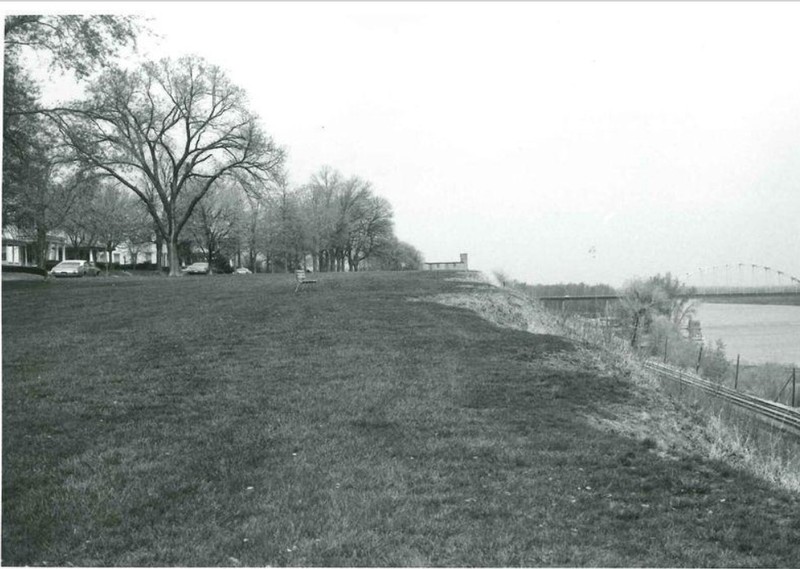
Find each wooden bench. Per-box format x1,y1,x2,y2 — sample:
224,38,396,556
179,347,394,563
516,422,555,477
294,269,317,293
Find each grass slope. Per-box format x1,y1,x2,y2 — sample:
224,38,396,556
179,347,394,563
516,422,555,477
3,271,799,566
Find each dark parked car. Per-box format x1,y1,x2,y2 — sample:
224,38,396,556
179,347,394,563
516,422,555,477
50,260,101,278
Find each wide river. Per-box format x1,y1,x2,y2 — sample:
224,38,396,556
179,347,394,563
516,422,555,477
693,303,800,366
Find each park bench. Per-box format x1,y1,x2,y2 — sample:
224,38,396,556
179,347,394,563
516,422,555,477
294,269,317,293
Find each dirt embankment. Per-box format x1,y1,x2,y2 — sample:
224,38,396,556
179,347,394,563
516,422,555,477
424,274,800,494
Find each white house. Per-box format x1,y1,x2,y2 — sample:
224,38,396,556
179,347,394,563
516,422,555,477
2,225,169,268
95,242,168,267
2,226,68,266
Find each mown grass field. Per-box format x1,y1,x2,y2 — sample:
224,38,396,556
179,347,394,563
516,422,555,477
3,271,799,566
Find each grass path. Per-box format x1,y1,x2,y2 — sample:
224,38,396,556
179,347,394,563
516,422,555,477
3,271,799,566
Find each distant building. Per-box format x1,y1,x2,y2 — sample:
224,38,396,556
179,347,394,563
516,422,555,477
95,242,168,267
423,253,469,271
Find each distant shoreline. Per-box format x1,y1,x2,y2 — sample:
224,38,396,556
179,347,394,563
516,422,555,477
702,296,800,307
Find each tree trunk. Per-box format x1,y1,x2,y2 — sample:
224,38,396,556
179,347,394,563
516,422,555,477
630,312,641,348
106,245,113,275
167,234,182,276
155,231,164,272
35,226,48,269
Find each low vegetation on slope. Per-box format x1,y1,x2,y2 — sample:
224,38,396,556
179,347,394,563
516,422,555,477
3,271,799,566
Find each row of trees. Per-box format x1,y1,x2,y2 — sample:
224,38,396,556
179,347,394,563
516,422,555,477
3,15,423,275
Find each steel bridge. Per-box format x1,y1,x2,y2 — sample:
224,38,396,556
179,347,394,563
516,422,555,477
536,264,800,304
681,263,800,296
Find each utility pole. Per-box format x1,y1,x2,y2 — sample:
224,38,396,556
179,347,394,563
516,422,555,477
695,345,703,374
734,355,740,390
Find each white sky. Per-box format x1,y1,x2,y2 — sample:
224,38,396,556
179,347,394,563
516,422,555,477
5,2,800,286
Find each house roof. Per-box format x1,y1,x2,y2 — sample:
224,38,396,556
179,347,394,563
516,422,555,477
2,226,67,245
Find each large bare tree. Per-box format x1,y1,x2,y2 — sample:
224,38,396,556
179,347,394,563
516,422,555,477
345,193,394,271
46,55,285,275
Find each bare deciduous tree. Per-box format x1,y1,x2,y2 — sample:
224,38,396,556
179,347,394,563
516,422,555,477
123,200,156,267
187,182,242,272
46,55,285,275
87,184,136,274
345,193,394,271
300,166,342,272
295,167,398,272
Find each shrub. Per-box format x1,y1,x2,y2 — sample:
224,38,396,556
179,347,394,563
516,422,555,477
2,264,48,277
212,257,233,274
118,262,160,271
699,339,731,382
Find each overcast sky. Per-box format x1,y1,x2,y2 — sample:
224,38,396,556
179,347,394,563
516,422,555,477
6,2,800,287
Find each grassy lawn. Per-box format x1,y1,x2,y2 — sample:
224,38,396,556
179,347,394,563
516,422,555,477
3,271,799,566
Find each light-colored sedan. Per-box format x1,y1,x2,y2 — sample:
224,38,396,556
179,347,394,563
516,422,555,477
184,262,210,275
234,267,252,274
50,260,101,277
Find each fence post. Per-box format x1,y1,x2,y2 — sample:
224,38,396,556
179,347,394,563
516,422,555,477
734,354,740,390
664,337,668,363
695,345,703,374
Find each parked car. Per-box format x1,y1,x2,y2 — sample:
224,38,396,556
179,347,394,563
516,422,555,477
234,267,252,274
184,262,210,275
85,262,102,276
50,260,101,278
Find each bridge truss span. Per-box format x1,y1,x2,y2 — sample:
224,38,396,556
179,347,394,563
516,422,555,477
681,263,800,296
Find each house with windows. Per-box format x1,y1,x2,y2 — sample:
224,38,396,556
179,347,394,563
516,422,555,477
95,242,167,267
2,225,168,269
2,226,68,266
422,253,469,272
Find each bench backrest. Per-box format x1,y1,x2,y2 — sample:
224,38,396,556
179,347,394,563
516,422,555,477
295,269,307,283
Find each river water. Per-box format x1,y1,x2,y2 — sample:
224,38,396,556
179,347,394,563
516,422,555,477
693,303,800,366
